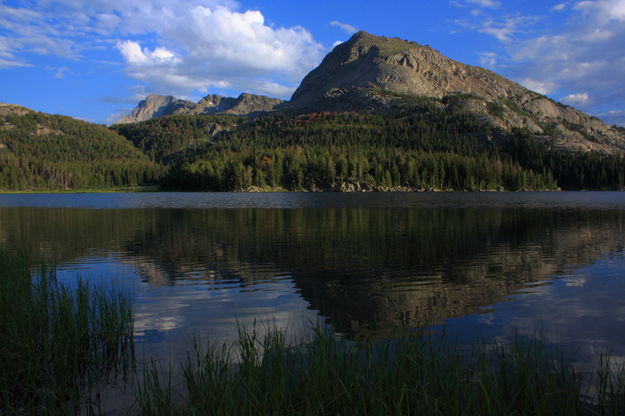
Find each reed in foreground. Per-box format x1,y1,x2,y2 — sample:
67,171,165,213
0,251,134,414
137,324,625,416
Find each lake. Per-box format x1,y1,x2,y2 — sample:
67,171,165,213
1,192,625,373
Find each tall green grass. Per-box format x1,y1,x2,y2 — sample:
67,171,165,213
136,323,625,416
2,249,624,415
0,251,134,414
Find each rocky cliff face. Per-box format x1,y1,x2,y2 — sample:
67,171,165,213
222,93,284,115
116,93,283,124
115,95,195,124
289,31,625,154
183,94,237,115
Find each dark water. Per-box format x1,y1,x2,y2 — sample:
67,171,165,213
1,192,625,370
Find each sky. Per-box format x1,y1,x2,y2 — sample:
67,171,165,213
1,0,625,126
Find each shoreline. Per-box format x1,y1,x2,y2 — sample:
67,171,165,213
5,189,625,194
0,185,160,194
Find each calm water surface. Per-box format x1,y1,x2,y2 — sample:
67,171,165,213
1,192,625,372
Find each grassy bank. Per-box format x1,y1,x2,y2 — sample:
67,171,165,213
0,251,134,414
1,251,624,415
137,324,625,416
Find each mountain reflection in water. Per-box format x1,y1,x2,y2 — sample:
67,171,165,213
1,197,624,347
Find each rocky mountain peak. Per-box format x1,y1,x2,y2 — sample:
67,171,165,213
290,31,520,107
115,95,195,124
223,93,284,115
116,93,284,124
289,31,625,154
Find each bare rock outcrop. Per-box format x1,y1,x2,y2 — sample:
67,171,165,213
115,95,195,124
115,93,283,124
289,31,625,154
0,103,33,117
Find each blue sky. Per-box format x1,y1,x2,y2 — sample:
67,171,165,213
1,0,625,125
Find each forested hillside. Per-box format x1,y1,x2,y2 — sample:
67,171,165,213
5,29,625,193
112,105,625,192
0,107,162,191
112,105,625,191
2,102,624,192
113,114,239,162
4,30,625,193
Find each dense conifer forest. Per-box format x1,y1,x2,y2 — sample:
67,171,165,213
2,105,625,191
0,111,162,190
114,105,625,192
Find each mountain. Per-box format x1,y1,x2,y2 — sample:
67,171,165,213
289,31,625,155
0,103,162,190
112,114,239,163
6,31,625,193
116,95,195,124
115,31,624,154
185,93,284,116
106,31,625,192
115,93,283,124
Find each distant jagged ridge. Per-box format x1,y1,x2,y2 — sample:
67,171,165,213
115,93,284,124
288,31,625,154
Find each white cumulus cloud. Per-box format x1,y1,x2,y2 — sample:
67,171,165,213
561,92,591,106
330,20,358,35
480,15,542,42
456,0,625,120
504,1,625,111
454,14,542,43
117,41,178,65
519,78,556,95
598,109,625,126
574,0,625,21
0,1,325,100
478,51,497,68
115,5,325,98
